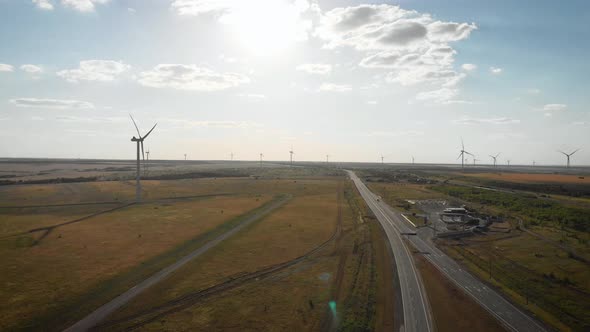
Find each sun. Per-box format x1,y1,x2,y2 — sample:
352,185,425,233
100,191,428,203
223,0,310,56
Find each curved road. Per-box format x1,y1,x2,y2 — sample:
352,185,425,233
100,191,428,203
348,171,433,332
349,171,547,332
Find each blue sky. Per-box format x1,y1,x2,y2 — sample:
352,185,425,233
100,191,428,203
0,0,588,165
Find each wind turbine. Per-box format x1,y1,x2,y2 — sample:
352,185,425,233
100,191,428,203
260,153,264,167
473,158,479,166
412,156,415,165
381,155,384,165
457,138,474,170
289,146,294,166
533,160,536,167
144,149,150,177
507,160,511,167
230,152,234,161
130,115,157,202
184,154,187,161
489,153,500,168
326,154,329,165
558,149,580,168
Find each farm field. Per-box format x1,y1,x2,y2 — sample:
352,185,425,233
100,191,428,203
461,172,590,185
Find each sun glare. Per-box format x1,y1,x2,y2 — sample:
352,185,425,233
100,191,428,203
223,0,310,55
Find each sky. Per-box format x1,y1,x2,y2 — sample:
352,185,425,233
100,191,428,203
0,0,589,165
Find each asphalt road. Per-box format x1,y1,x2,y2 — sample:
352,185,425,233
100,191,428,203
348,171,548,332
347,171,433,332
63,195,290,332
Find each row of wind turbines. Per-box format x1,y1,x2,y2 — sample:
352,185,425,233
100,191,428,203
127,116,582,202
455,138,580,170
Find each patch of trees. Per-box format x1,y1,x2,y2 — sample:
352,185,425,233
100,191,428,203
434,185,590,232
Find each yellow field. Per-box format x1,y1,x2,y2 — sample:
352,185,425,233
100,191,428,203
0,195,270,331
462,172,590,184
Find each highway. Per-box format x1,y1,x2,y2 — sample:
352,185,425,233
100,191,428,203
348,171,547,332
347,171,433,332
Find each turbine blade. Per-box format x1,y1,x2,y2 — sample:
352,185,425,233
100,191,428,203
143,123,157,140
558,150,568,156
465,151,474,156
461,137,464,150
129,114,142,138
496,153,501,158
457,152,463,160
570,148,580,156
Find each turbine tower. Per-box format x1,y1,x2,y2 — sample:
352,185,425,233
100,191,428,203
230,152,234,161
289,146,294,166
457,138,474,170
184,154,187,161
381,155,384,165
507,160,511,167
489,153,500,168
145,149,150,177
260,153,264,167
326,154,329,165
559,149,580,168
130,115,157,202
412,156,415,165
473,158,479,166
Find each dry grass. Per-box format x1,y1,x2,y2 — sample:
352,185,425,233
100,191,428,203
0,194,270,331
463,172,590,184
103,179,385,332
412,253,506,332
107,191,339,321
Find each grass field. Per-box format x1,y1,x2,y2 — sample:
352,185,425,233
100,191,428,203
0,194,272,331
96,179,390,331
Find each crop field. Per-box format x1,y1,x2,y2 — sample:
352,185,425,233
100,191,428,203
96,179,390,331
462,172,590,185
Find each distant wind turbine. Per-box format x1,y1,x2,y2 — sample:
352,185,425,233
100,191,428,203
533,160,536,167
129,114,157,202
457,138,474,170
230,152,234,161
507,160,511,167
473,158,479,166
260,153,264,167
558,149,580,168
489,153,501,168
381,155,384,165
184,154,187,161
326,154,329,165
144,149,150,177
289,146,294,166
412,156,415,165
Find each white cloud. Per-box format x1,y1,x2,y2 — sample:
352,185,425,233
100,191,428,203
57,60,130,83
20,64,43,74
296,63,332,75
0,64,14,72
453,117,520,125
318,83,352,92
33,0,54,10
137,64,250,91
321,4,475,95
461,63,477,71
10,98,95,109
542,103,567,117
490,66,503,74
415,87,459,104
61,0,110,12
